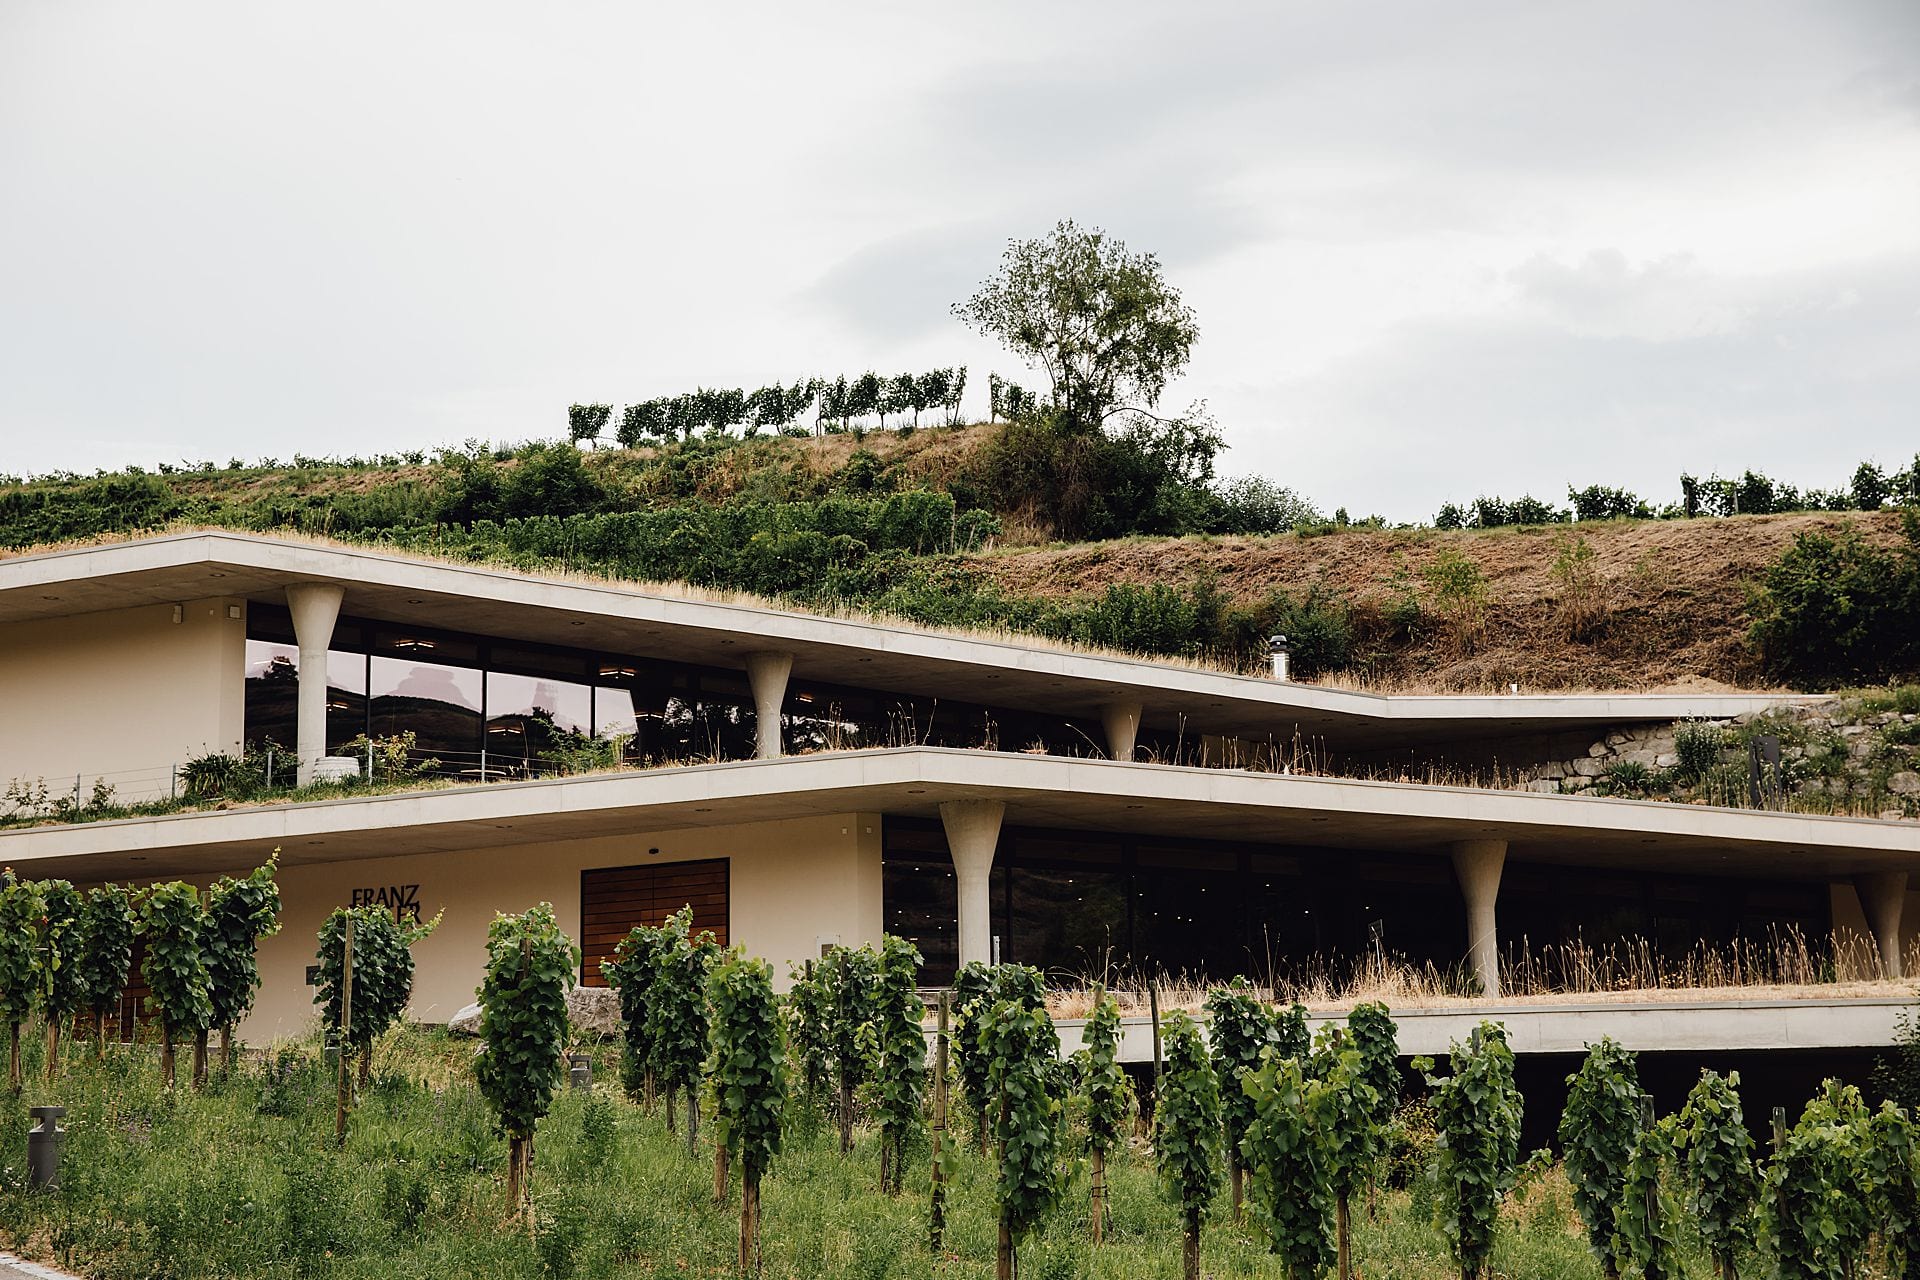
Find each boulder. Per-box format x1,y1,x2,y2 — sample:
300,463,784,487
1888,771,1920,796
446,986,624,1039
567,984,624,1038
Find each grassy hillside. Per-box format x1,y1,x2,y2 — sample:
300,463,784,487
4,425,1916,692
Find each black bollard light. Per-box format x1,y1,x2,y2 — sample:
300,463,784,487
28,1106,65,1191
569,1053,591,1091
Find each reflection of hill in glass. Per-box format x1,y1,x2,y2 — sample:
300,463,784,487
381,666,477,711
370,695,480,757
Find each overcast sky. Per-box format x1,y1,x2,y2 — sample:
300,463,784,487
3,1,1916,520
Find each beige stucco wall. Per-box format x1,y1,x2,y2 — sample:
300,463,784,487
0,597,246,804
238,810,885,1043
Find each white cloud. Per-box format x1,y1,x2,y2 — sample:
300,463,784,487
0,0,1915,517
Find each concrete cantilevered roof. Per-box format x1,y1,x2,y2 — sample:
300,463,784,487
2,747,1913,884
0,531,1806,752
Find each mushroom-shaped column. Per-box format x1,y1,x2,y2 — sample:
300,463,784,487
1101,701,1142,762
1450,838,1508,999
286,583,345,786
940,798,1006,969
745,650,794,760
1854,870,1909,980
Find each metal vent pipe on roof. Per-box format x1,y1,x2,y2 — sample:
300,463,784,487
1269,635,1289,682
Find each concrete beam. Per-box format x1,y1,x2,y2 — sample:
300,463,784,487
745,651,793,760
285,583,344,786
1101,701,1142,762
1854,870,1909,980
940,798,1005,968
1452,838,1507,999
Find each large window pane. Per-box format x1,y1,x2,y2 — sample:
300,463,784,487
243,642,366,759
485,671,593,776
325,652,368,754
243,640,298,752
1007,866,1129,981
369,654,481,775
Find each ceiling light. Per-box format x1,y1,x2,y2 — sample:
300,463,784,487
393,637,435,651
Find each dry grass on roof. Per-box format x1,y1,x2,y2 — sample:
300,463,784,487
0,521,1254,674
1,522,1786,696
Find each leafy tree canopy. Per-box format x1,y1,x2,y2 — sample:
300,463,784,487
953,219,1200,436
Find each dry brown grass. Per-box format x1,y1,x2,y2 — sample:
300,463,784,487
1046,927,1920,1017
972,510,1913,692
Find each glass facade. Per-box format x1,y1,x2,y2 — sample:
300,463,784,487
243,604,1155,777
881,818,1834,986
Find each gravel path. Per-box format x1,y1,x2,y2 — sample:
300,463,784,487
0,1253,80,1280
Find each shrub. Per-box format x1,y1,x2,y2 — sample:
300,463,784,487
1601,760,1655,796
1765,1081,1874,1279
139,880,213,1088
1212,475,1321,535
869,936,926,1193
1550,532,1608,641
315,902,437,1088
1559,1038,1642,1278
1424,548,1491,654
1315,1032,1386,1280
76,884,137,1052
1419,1022,1523,1280
1673,721,1725,780
474,903,579,1215
1677,1069,1757,1280
179,750,256,800
704,949,786,1272
1614,1108,1682,1280
1242,1051,1332,1280
648,906,721,1154
1748,514,1920,683
205,860,282,1070
38,879,85,1080
1155,1011,1222,1280
604,922,668,1105
1203,979,1274,1216
983,967,1061,1278
1076,985,1133,1244
1569,484,1651,521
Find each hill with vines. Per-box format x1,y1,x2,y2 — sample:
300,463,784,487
3,421,1916,693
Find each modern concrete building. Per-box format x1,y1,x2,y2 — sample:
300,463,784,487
1,530,1915,1047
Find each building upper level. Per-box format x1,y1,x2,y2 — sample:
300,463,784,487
1,529,1810,802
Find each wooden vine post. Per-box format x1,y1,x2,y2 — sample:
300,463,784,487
930,989,949,1254
336,913,353,1148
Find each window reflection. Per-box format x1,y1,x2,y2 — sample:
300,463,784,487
369,655,481,775
485,671,592,776
243,640,298,752
242,642,367,756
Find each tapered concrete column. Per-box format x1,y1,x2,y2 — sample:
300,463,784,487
745,651,793,759
940,799,1005,968
1100,701,1142,762
286,583,345,785
1854,870,1909,980
1451,839,1507,999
